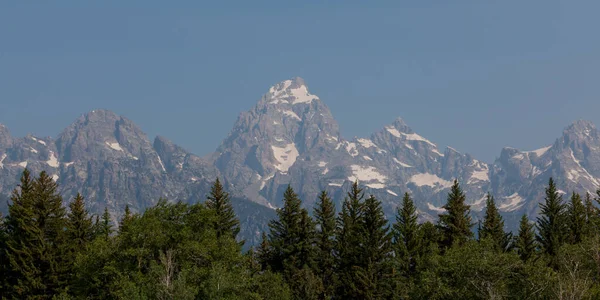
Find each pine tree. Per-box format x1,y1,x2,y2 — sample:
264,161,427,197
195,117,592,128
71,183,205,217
313,191,336,299
393,192,421,275
119,204,134,233
5,170,68,298
334,181,366,299
515,214,536,261
67,193,94,249
256,231,272,271
359,194,392,299
567,192,586,244
268,185,308,273
438,179,473,248
536,177,567,258
479,193,511,250
206,178,240,241
3,169,35,297
0,212,7,298
98,207,112,240
584,192,599,236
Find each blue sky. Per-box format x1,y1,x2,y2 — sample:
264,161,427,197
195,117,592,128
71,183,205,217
1,1,599,162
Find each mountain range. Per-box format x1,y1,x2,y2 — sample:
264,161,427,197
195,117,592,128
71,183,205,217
1,77,599,245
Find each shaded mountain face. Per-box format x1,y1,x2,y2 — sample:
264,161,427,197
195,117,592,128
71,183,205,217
0,110,270,246
0,77,599,245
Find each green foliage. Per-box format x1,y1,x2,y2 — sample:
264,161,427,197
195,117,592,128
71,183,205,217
3,171,600,299
313,190,336,299
515,214,537,262
438,179,474,248
536,177,568,261
206,178,241,242
393,192,422,275
334,181,366,299
479,193,511,251
567,192,586,244
4,170,69,298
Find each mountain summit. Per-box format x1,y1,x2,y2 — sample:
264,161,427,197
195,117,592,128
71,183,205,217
0,79,599,243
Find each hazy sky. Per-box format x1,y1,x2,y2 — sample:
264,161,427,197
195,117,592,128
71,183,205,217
1,1,599,162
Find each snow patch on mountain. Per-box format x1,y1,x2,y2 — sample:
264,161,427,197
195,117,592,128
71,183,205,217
386,190,398,196
290,85,318,104
157,155,167,172
393,158,412,168
568,149,600,186
528,145,551,157
52,174,59,182
345,142,359,157
408,173,452,189
499,193,525,211
282,110,301,121
427,203,446,213
271,143,299,172
18,161,27,168
357,138,377,148
106,141,123,151
30,147,38,154
366,183,386,189
0,153,6,169
31,136,46,146
46,152,59,168
348,165,387,183
363,156,373,161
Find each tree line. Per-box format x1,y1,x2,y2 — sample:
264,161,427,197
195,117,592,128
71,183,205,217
1,169,600,299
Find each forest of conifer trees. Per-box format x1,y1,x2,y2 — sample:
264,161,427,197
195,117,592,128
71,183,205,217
2,169,600,299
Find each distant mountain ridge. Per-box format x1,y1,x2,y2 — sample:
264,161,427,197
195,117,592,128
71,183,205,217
1,77,599,243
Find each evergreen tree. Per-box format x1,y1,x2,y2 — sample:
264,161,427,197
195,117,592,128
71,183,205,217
584,192,598,235
256,231,272,271
567,192,586,244
313,191,336,299
438,179,473,248
359,194,392,298
479,193,511,250
5,170,68,298
268,185,309,273
0,212,7,298
393,192,421,275
119,204,134,233
536,177,567,258
67,193,94,249
206,178,240,241
334,181,366,299
515,214,536,261
98,207,112,240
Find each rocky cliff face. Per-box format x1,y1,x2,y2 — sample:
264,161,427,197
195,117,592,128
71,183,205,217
1,77,599,245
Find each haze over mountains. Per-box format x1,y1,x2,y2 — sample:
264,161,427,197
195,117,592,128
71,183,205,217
1,77,599,244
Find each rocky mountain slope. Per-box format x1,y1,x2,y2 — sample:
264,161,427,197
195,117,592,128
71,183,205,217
1,77,599,243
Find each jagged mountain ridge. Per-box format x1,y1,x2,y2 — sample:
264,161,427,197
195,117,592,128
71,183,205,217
0,77,599,242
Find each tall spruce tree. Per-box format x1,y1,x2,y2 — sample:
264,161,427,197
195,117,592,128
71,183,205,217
119,204,134,233
438,179,473,248
536,177,567,258
3,169,35,297
567,192,586,244
393,192,421,275
515,214,536,261
584,192,598,235
6,171,68,298
256,231,272,271
359,194,392,299
67,193,94,249
0,212,7,298
313,191,336,299
268,185,309,273
206,178,240,241
479,193,511,250
335,181,366,299
98,207,112,240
